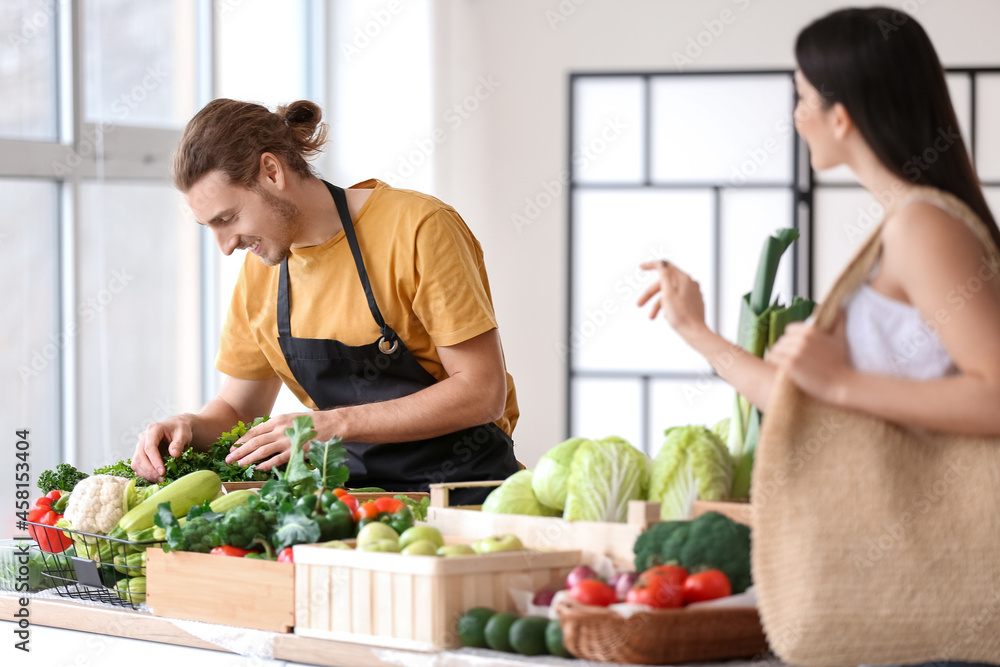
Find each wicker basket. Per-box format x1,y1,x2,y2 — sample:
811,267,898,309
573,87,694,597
556,600,769,664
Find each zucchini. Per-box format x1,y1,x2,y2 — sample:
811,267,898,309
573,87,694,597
108,471,221,539
177,489,258,526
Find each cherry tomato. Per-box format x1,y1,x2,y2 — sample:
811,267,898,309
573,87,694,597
627,572,685,609
570,579,617,607
277,547,294,563
357,502,381,521
333,488,348,498
682,569,731,605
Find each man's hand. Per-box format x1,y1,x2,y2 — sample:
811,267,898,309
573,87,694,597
225,412,336,471
131,416,195,483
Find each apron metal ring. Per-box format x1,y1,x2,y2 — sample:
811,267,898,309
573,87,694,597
378,337,398,355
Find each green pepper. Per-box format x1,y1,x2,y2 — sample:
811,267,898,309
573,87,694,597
316,499,353,541
318,490,337,511
243,552,267,560
383,506,414,535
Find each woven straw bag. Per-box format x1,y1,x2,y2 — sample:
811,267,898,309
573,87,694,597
752,185,1000,666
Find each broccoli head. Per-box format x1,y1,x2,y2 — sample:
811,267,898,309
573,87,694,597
216,505,270,550
634,511,752,593
179,516,218,553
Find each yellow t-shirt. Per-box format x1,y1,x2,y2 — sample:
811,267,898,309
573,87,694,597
215,179,518,436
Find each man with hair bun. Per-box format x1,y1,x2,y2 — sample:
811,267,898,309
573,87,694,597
131,99,519,503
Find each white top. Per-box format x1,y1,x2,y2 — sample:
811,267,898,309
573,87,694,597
843,283,954,380
842,196,959,380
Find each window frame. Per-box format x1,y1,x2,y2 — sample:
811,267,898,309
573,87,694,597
566,67,1000,454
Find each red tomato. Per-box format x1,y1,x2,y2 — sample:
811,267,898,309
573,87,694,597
357,502,381,521
642,565,688,587
339,494,359,513
373,497,404,514
333,488,348,498
210,545,252,557
683,569,731,605
570,579,617,607
277,547,294,563
627,573,684,609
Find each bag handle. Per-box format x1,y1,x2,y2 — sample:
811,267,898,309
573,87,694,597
812,185,1000,333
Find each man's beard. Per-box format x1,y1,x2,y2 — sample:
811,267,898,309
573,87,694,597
252,186,299,266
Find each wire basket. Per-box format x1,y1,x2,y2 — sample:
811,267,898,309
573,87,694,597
25,520,162,610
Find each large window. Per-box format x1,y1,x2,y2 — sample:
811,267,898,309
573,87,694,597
0,0,325,538
567,68,1000,456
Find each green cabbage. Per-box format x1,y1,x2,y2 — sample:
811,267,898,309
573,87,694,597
649,426,733,521
481,470,560,516
531,437,588,511
563,437,650,523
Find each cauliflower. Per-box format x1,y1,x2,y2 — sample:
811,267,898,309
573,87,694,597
63,474,130,535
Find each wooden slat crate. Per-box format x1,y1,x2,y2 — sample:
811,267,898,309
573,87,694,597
146,548,295,632
426,481,661,570
293,539,580,651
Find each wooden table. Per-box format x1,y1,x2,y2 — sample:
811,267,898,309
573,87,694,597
0,592,780,667
0,593,405,666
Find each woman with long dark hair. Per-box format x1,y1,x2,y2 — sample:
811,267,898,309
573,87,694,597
639,7,1000,665
640,6,1000,437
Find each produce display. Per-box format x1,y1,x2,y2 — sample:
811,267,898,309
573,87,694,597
633,511,752,594
35,416,275,493
17,414,760,663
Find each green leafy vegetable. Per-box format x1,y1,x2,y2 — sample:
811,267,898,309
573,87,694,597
395,495,429,522
272,512,321,551
531,438,587,512
37,463,89,493
648,426,733,521
728,229,815,499
482,470,561,517
563,437,650,523
307,435,349,491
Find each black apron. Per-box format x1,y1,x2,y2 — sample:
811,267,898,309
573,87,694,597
276,181,518,505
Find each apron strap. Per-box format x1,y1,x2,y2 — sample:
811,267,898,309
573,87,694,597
278,256,292,337
323,181,395,343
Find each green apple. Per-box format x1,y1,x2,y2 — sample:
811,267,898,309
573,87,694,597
472,534,524,554
357,522,400,548
437,544,477,557
399,526,445,551
359,538,401,553
402,540,440,556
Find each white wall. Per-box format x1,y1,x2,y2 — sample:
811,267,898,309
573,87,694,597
424,0,1000,466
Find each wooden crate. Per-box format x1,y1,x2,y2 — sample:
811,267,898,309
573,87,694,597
691,500,754,527
426,481,661,570
146,548,295,632
220,481,265,493
293,539,580,651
